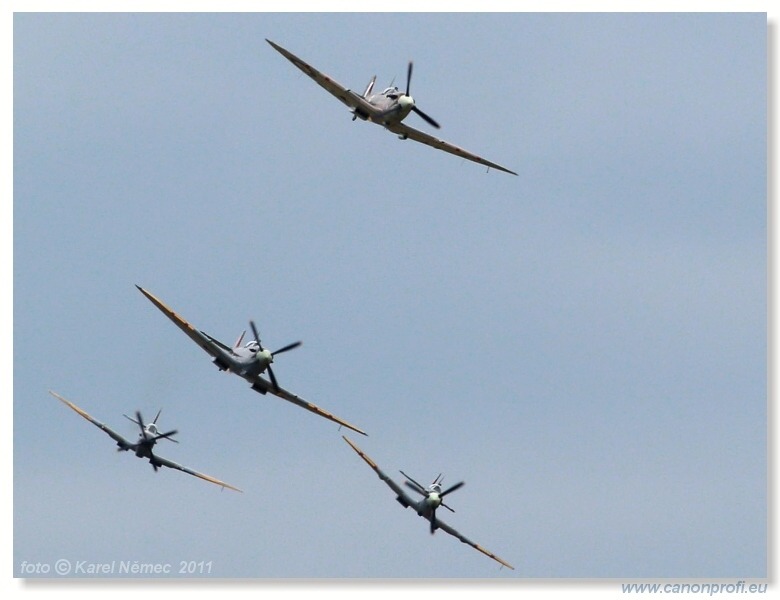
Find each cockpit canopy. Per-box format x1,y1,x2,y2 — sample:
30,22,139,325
146,423,158,435
245,341,260,352
383,86,400,98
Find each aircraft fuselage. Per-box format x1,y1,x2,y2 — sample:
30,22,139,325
132,441,155,459
364,90,414,126
398,493,441,519
210,345,271,380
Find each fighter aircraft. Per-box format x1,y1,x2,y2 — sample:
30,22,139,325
266,39,518,176
49,391,242,492
136,285,367,436
342,436,514,570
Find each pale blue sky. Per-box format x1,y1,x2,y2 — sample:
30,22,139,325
13,12,766,579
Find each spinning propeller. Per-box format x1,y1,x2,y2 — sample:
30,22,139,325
383,61,441,129
402,61,440,129
400,471,465,533
249,320,302,392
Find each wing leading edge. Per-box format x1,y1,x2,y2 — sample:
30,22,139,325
430,517,515,570
266,39,379,119
342,435,413,504
50,390,132,450
386,121,518,176
135,285,223,361
151,455,243,492
254,379,367,437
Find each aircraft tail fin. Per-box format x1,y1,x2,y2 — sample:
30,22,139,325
362,75,376,98
234,330,246,349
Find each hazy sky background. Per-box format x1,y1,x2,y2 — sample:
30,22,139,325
13,12,766,579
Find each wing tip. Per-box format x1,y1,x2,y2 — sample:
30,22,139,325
476,543,515,570
342,434,363,455
48,389,73,409
487,164,518,176
342,435,381,471
266,39,286,55
49,390,70,409
135,283,155,298
191,471,243,493
335,416,368,437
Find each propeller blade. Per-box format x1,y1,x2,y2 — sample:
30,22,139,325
411,105,440,129
441,502,456,513
399,470,428,495
153,429,179,443
136,411,148,439
404,481,427,497
152,409,162,424
272,341,302,356
267,364,280,391
123,413,141,426
440,481,465,498
406,61,413,96
249,320,264,351
430,508,437,534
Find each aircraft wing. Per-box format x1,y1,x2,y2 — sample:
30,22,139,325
199,331,234,353
342,436,415,506
151,454,243,492
136,285,229,361
250,376,367,436
266,39,381,119
49,391,132,450
428,516,515,570
385,121,518,176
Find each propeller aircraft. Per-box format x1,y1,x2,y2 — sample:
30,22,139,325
49,391,242,492
342,436,514,570
136,285,367,436
266,39,518,176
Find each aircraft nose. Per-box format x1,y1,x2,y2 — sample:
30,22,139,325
399,95,414,109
